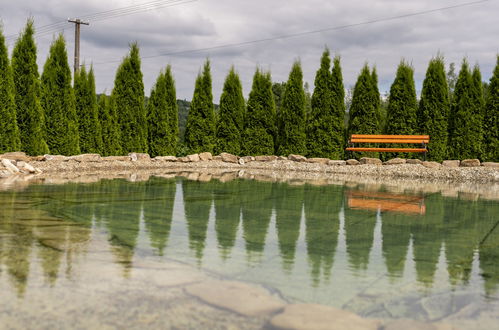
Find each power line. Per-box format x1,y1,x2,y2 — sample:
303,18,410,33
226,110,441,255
88,0,492,66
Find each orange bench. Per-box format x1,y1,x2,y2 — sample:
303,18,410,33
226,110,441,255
346,134,429,159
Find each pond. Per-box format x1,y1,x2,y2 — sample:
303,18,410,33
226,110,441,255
1,175,498,329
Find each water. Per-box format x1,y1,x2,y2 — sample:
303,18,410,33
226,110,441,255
1,175,498,329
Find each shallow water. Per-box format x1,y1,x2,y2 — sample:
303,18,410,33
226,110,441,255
1,176,498,329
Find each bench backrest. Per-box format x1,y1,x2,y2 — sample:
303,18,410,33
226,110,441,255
350,134,430,144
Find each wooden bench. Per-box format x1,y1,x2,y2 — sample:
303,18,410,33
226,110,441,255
346,134,429,159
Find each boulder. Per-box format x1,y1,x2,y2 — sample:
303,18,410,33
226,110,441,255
328,160,346,166
383,319,456,330
460,159,480,167
128,152,150,162
442,160,460,168
346,159,360,165
307,158,329,165
187,153,201,162
178,157,190,162
198,152,213,161
0,152,29,162
102,156,130,161
241,156,255,163
384,158,406,165
154,156,177,162
22,163,38,174
423,161,441,168
43,154,69,161
70,154,102,162
288,154,307,162
360,157,382,165
213,155,223,161
406,159,423,165
220,152,239,163
1,159,20,174
482,162,499,168
278,156,287,161
255,155,278,162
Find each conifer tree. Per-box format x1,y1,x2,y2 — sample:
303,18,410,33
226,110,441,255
385,60,418,158
112,43,147,154
417,56,450,161
243,69,276,155
483,56,498,161
75,66,102,154
215,67,245,155
41,34,80,155
371,67,383,131
0,27,20,153
307,49,335,158
184,60,215,153
11,19,49,155
277,61,306,156
147,65,178,157
98,94,122,156
470,65,485,159
331,56,346,159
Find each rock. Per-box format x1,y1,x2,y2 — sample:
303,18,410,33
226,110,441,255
406,159,423,165
219,172,238,182
307,158,329,165
1,159,20,174
220,152,239,163
255,155,278,162
102,156,130,161
213,155,222,161
154,156,177,162
238,158,245,165
198,173,212,182
198,152,213,161
384,158,406,165
482,162,499,168
0,152,29,162
70,154,102,162
186,172,200,181
128,152,150,162
241,156,255,163
278,156,287,161
423,161,441,168
442,160,460,168
288,154,307,162
21,163,37,174
185,280,285,317
360,157,382,165
187,153,201,162
461,159,480,167
383,319,456,330
328,160,346,166
270,304,380,330
178,156,190,162
43,154,69,161
346,159,360,165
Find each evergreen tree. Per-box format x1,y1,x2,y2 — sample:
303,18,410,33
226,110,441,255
184,60,215,153
371,67,383,132
417,56,450,161
215,67,245,155
112,43,147,154
470,65,485,159
385,60,418,158
40,34,80,155
448,60,481,159
483,56,499,161
277,61,306,156
307,49,335,158
0,27,20,153
75,66,103,154
243,69,276,155
11,19,49,155
331,56,346,159
147,65,178,157
98,94,122,156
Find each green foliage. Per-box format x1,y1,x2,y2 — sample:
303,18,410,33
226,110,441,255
147,65,178,157
331,56,346,159
385,60,418,158
277,61,306,156
112,43,147,154
40,35,80,155
215,67,245,155
185,60,215,153
272,82,286,113
483,56,499,161
0,27,21,153
11,20,49,155
98,94,122,156
417,56,450,161
243,69,276,155
75,66,103,154
470,65,485,158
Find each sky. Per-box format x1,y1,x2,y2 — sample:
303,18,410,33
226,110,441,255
2,0,498,100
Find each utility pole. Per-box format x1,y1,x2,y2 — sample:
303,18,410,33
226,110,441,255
68,18,89,74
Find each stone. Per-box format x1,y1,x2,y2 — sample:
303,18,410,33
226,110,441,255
442,160,460,168
186,172,200,181
238,158,245,165
198,173,212,182
255,155,278,162
178,156,190,162
460,159,480,167
482,162,499,168
270,304,380,330
328,160,346,166
213,155,222,161
43,154,69,161
21,163,37,174
69,154,102,162
307,158,329,165
384,158,406,165
185,280,285,317
154,156,177,162
383,319,456,330
128,152,150,162
278,156,287,161
423,161,441,168
360,157,382,165
241,156,255,163
1,159,20,173
288,154,307,162
102,156,130,161
346,159,360,165
406,159,423,165
220,152,239,163
187,153,201,162
0,152,29,162
198,152,213,161
219,172,238,182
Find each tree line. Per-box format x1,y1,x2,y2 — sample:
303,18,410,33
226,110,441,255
0,20,497,161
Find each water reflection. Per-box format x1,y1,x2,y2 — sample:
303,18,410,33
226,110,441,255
0,176,498,302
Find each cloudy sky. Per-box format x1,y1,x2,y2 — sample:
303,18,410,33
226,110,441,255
2,0,498,100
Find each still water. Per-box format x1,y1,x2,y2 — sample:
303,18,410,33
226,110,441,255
1,175,498,328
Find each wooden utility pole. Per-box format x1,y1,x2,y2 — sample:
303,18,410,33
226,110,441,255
68,18,89,74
